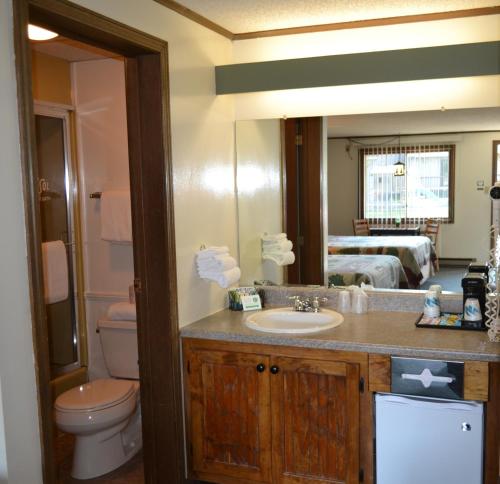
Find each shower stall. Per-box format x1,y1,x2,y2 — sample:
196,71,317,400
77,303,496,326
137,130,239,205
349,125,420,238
35,103,86,378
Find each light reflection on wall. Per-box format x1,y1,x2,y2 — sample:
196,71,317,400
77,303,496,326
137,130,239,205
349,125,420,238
200,164,235,196
237,164,280,195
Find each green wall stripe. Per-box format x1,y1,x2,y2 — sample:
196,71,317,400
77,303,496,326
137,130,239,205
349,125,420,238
215,41,500,94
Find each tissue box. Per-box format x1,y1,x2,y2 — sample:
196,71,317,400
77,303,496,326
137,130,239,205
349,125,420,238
228,287,259,311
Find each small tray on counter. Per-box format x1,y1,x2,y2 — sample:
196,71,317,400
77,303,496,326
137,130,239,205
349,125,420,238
415,312,485,331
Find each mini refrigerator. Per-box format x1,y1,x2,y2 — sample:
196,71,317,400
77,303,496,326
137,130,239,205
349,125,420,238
375,393,484,484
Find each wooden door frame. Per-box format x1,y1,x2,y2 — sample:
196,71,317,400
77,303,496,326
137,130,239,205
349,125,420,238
492,140,500,184
12,1,184,482
283,117,324,285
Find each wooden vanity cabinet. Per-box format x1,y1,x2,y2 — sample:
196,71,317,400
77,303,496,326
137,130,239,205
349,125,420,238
270,356,360,484
183,339,367,484
186,347,272,483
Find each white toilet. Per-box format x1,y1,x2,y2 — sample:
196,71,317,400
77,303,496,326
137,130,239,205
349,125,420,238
55,319,141,480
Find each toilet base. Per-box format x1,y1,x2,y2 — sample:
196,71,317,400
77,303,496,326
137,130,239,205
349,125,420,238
71,403,142,480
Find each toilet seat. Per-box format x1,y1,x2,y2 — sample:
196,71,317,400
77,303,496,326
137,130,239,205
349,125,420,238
55,379,140,437
55,379,136,413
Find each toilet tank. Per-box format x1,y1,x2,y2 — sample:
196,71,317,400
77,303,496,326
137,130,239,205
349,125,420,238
97,320,139,379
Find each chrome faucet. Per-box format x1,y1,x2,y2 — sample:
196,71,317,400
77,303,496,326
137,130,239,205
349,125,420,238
288,295,328,312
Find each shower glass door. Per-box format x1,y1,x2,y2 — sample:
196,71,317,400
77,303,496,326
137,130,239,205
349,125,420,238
35,106,81,377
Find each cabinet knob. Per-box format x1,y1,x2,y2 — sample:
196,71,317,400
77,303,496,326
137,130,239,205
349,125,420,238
256,363,266,373
270,365,280,374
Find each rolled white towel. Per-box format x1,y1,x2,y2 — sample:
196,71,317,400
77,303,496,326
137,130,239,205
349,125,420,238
199,266,241,289
107,302,136,321
196,246,229,260
261,233,287,242
197,255,237,272
262,239,293,253
263,251,295,266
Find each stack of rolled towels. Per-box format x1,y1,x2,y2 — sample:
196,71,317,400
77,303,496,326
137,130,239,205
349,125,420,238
196,246,241,288
262,233,295,266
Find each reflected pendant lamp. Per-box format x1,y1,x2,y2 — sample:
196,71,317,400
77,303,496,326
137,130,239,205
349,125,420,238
393,136,405,176
393,160,405,176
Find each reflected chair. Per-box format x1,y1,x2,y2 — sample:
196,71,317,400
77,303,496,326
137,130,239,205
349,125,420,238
353,219,370,236
425,219,440,271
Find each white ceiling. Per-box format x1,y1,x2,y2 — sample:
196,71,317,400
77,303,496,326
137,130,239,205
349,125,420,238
174,0,498,33
328,107,500,138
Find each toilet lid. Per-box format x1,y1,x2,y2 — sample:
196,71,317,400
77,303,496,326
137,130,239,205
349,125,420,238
55,379,136,412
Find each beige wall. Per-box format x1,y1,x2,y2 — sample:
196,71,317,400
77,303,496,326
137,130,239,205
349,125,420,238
328,132,500,262
31,50,72,105
0,1,43,482
328,139,359,236
71,58,134,379
70,0,236,327
231,15,500,120
236,119,283,285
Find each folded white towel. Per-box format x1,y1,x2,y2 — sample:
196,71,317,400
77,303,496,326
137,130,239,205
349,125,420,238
262,239,293,253
263,251,295,266
261,233,286,242
199,266,241,289
100,190,132,243
42,240,69,304
107,302,136,321
197,255,237,272
196,246,229,260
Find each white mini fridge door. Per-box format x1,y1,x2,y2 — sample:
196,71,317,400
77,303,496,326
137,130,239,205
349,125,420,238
375,394,483,484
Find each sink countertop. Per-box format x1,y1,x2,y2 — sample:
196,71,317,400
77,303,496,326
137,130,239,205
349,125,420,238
180,308,500,362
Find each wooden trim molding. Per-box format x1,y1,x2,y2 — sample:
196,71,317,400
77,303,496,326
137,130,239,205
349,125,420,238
12,1,56,481
233,6,500,40
153,0,233,39
152,3,500,41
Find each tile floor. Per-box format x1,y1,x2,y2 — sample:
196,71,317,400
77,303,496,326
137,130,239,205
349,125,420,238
56,431,144,483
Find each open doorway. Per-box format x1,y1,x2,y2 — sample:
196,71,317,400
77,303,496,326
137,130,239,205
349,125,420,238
13,1,183,482
32,36,144,481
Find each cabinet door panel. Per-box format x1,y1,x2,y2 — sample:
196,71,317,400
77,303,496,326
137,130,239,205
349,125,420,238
271,357,360,484
189,349,271,482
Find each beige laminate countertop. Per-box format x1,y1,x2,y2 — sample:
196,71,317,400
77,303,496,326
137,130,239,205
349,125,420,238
180,308,500,362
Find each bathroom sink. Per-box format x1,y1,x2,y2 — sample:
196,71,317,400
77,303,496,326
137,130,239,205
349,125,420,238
244,307,344,334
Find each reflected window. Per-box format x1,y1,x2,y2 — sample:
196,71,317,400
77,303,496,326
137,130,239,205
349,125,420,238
360,144,454,223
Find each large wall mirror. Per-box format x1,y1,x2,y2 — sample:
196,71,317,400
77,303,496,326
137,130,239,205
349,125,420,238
236,107,500,294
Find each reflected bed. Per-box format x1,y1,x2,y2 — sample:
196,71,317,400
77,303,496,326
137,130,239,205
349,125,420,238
327,235,436,288
327,254,408,289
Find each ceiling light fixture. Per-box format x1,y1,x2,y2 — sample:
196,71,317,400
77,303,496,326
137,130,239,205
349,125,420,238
28,24,58,41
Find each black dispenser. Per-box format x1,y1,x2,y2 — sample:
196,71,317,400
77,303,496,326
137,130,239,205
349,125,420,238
461,269,487,330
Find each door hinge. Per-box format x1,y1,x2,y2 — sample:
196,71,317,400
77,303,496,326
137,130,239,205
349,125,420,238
295,134,303,146
359,377,365,393
133,278,142,294
359,468,364,482
297,235,305,246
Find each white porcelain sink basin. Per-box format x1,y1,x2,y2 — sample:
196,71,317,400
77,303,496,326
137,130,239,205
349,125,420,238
245,308,344,334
